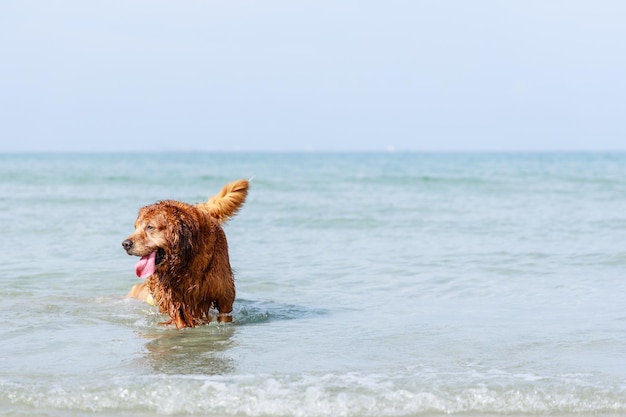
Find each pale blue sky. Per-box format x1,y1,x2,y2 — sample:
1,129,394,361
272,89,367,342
1,1,625,152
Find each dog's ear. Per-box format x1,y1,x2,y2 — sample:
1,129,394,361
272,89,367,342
167,214,198,256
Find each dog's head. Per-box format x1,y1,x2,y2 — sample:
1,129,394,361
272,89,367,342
122,200,198,270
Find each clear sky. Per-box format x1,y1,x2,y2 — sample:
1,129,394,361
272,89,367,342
1,1,625,152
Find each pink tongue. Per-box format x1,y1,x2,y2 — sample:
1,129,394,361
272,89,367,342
135,252,156,279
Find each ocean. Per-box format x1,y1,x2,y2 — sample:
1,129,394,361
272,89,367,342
0,152,625,417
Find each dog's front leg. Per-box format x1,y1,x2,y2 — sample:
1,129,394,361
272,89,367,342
216,299,233,323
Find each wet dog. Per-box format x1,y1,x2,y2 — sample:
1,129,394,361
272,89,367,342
122,180,248,328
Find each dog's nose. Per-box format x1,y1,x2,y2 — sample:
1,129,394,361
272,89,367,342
122,239,133,251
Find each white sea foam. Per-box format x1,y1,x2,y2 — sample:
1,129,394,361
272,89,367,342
2,371,625,416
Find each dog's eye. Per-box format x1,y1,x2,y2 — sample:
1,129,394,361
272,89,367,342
146,225,155,232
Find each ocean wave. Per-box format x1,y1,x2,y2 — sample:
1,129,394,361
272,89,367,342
2,371,625,417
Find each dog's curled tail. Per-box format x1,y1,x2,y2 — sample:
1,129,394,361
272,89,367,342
198,179,249,223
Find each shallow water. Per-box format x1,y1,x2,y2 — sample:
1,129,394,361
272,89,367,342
1,152,625,416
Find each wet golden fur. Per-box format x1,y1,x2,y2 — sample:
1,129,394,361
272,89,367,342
123,180,248,328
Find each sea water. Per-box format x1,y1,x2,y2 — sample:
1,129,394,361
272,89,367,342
0,152,625,417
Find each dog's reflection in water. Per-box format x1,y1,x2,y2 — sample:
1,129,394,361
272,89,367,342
139,324,237,375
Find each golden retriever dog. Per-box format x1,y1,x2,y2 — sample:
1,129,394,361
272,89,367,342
122,179,249,328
